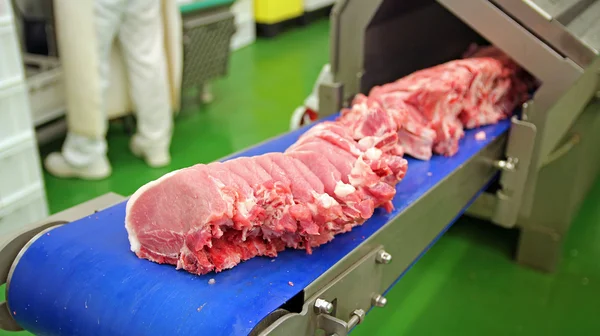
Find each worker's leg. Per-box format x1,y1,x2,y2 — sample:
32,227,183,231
118,0,173,167
45,0,125,179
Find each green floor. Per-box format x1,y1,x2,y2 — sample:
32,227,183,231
3,19,600,335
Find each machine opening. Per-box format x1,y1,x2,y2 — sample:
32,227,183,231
361,0,540,94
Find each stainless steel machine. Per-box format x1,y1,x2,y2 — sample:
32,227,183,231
317,0,600,273
1,1,599,335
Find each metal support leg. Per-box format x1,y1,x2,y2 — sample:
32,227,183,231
200,83,214,104
515,101,600,273
516,226,562,273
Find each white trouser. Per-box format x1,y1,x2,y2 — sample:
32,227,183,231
64,0,172,167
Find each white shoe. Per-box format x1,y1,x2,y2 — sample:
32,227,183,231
201,85,214,104
44,152,111,180
130,135,171,168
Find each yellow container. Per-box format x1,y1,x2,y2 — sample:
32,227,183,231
255,0,304,24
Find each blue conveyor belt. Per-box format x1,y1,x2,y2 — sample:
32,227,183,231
7,116,510,336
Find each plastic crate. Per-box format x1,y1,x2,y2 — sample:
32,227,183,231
231,16,256,50
0,0,13,25
0,134,44,204
24,54,66,126
0,184,48,240
255,0,303,24
0,22,23,85
0,81,34,147
232,0,253,23
182,9,236,89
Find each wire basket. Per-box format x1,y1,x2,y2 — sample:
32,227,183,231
182,8,236,90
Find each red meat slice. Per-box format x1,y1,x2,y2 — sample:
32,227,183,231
201,163,261,230
284,150,370,244
286,149,374,217
338,98,405,157
292,121,400,184
254,153,339,243
290,138,356,183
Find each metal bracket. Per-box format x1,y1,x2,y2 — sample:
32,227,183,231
255,247,391,336
492,157,518,172
492,115,537,228
317,309,365,336
318,81,344,118
0,192,126,332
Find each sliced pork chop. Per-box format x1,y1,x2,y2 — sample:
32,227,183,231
254,153,329,240
289,138,356,183
125,165,234,274
285,150,375,222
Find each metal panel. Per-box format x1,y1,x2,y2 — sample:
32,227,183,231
491,0,598,67
529,0,595,19
318,0,383,116
317,0,599,274
492,116,537,228
436,0,593,225
537,56,600,166
575,2,600,50
520,57,599,218
438,0,582,113
318,81,343,119
361,0,485,92
516,100,600,272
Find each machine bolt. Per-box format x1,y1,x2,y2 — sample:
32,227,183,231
493,157,518,172
372,294,387,307
347,309,366,330
376,250,392,264
314,298,334,314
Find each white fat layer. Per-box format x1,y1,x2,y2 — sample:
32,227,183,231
238,199,257,218
317,193,337,208
358,137,375,148
365,147,382,160
349,157,369,186
129,233,141,253
334,181,356,198
310,190,339,210
176,244,194,269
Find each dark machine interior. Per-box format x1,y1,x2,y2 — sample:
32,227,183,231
361,0,489,93
361,0,525,195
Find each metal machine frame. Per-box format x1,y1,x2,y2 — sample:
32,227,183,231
254,131,508,336
318,0,600,272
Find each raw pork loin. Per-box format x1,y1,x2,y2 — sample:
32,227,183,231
126,117,408,274
346,45,535,160
125,46,530,275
